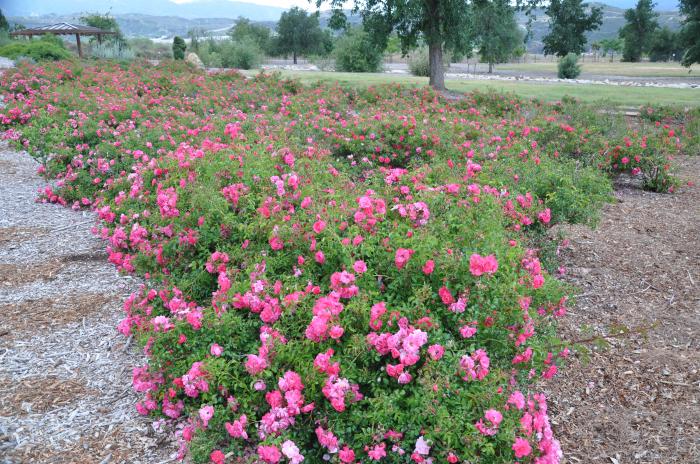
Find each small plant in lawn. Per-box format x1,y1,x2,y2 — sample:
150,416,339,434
557,53,581,79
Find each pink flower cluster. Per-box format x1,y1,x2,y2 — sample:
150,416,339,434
367,317,428,384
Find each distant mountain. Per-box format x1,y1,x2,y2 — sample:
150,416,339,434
1,0,285,22
519,3,684,53
7,13,241,39
600,0,679,10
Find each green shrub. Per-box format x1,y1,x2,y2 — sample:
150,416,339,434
91,43,135,61
0,39,72,61
557,53,581,79
128,38,172,60
334,28,383,73
172,36,186,60
408,48,431,76
220,38,262,69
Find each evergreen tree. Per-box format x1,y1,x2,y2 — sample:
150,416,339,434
275,7,324,64
172,36,187,60
0,8,9,32
620,0,659,62
679,0,700,66
542,0,603,57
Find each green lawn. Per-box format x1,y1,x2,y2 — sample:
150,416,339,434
496,61,700,78
243,70,700,108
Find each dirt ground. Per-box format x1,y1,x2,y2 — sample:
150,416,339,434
545,156,700,463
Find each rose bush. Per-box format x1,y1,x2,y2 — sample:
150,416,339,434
0,60,688,463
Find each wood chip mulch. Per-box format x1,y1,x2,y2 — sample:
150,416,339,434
543,156,700,464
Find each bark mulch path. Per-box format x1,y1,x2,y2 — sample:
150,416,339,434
545,156,699,463
0,143,175,464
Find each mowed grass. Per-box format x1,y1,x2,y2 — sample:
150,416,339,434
243,70,700,108
496,60,700,78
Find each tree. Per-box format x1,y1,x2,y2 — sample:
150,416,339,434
334,27,384,72
0,8,9,32
173,36,186,60
620,0,659,62
542,0,602,57
649,26,682,61
323,1,539,90
591,41,601,61
472,0,525,73
599,37,624,61
80,12,125,47
187,28,207,53
679,0,700,66
275,7,324,64
230,17,272,53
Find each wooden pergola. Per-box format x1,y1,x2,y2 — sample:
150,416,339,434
9,23,117,58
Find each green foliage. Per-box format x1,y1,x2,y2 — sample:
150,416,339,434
229,17,272,54
220,38,262,69
334,27,384,73
620,0,659,62
91,42,136,61
0,8,8,32
172,36,186,60
127,38,172,60
0,30,10,47
324,0,486,89
649,26,683,62
679,0,700,66
408,48,431,77
557,53,581,79
1,61,689,464
472,0,525,71
543,0,603,57
274,7,324,63
598,37,624,61
80,12,125,47
0,38,72,61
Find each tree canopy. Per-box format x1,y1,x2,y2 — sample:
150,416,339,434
679,0,700,66
80,12,125,46
275,7,324,64
598,37,624,61
472,0,525,73
620,0,659,62
321,0,535,90
0,8,9,32
542,0,603,57
230,17,272,53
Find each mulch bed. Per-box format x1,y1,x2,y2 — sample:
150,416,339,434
544,156,700,463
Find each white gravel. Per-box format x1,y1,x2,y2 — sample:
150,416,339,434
0,57,13,70
0,143,176,464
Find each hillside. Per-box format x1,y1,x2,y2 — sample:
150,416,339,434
520,3,684,52
6,2,685,51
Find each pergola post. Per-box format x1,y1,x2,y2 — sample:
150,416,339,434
76,34,82,58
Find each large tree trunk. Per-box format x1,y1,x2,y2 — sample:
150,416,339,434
428,40,445,90
488,62,493,74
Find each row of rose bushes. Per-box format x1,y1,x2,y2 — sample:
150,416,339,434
0,60,686,463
